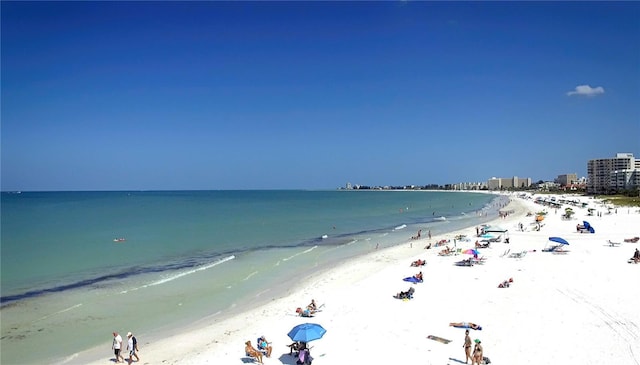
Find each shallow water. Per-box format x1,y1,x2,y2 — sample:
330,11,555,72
0,190,505,364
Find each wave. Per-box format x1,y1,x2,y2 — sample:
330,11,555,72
149,255,236,287
394,224,407,230
282,246,318,262
35,303,83,323
0,254,237,306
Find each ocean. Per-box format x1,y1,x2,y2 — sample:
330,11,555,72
0,190,504,364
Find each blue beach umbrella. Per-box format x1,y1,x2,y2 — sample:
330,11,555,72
287,323,327,343
548,237,569,245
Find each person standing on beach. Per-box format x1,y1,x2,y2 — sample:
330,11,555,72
472,339,483,365
112,332,123,363
463,329,472,364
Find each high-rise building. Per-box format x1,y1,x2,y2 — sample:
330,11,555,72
486,176,531,190
587,153,639,194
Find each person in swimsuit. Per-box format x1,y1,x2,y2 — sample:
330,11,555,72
449,322,482,330
463,329,472,364
472,339,483,365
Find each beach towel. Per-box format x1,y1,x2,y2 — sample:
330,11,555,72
427,335,451,344
403,276,422,283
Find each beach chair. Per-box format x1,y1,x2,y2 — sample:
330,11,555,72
472,256,487,265
500,249,511,257
607,240,622,247
508,251,527,258
455,259,474,267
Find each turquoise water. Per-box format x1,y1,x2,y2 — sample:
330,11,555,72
1,190,502,364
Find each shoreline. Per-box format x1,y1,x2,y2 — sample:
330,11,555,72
73,192,640,364
72,192,519,365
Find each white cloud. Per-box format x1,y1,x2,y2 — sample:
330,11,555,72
567,85,605,97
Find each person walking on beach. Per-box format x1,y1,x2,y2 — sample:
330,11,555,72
463,330,472,364
126,332,139,363
112,332,123,363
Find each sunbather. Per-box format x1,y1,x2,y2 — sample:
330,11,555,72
455,258,474,266
450,322,482,330
411,259,426,267
245,340,263,364
498,278,513,288
257,336,272,357
438,246,452,256
307,299,317,312
296,307,314,317
414,271,423,281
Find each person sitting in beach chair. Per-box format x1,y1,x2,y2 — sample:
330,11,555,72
287,341,306,356
630,248,640,264
438,246,452,256
476,241,490,249
498,278,513,288
297,347,313,365
245,340,263,364
449,322,482,330
414,271,423,281
256,336,272,358
394,287,415,299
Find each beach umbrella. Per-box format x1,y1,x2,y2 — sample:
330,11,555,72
464,248,480,256
583,221,591,228
548,237,569,245
287,323,326,343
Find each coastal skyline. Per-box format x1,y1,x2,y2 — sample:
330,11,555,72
2,2,639,191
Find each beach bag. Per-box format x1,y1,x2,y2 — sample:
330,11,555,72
483,356,491,364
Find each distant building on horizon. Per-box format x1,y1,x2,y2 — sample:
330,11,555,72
487,176,532,190
587,153,640,194
451,181,488,190
556,173,578,187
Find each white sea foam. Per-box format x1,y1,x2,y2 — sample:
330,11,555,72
282,246,318,261
394,224,407,230
120,255,236,293
35,303,83,323
244,271,259,281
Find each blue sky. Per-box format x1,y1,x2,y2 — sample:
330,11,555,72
2,1,638,191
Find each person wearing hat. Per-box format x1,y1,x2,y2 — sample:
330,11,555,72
463,329,472,364
126,332,139,363
257,335,273,357
472,339,483,365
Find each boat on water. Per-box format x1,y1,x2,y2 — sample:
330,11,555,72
113,238,126,242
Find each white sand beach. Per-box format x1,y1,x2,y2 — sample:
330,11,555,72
80,193,640,365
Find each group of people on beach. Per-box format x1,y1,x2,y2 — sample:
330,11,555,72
244,336,273,364
111,331,139,364
246,299,318,364
296,299,320,317
447,323,486,364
